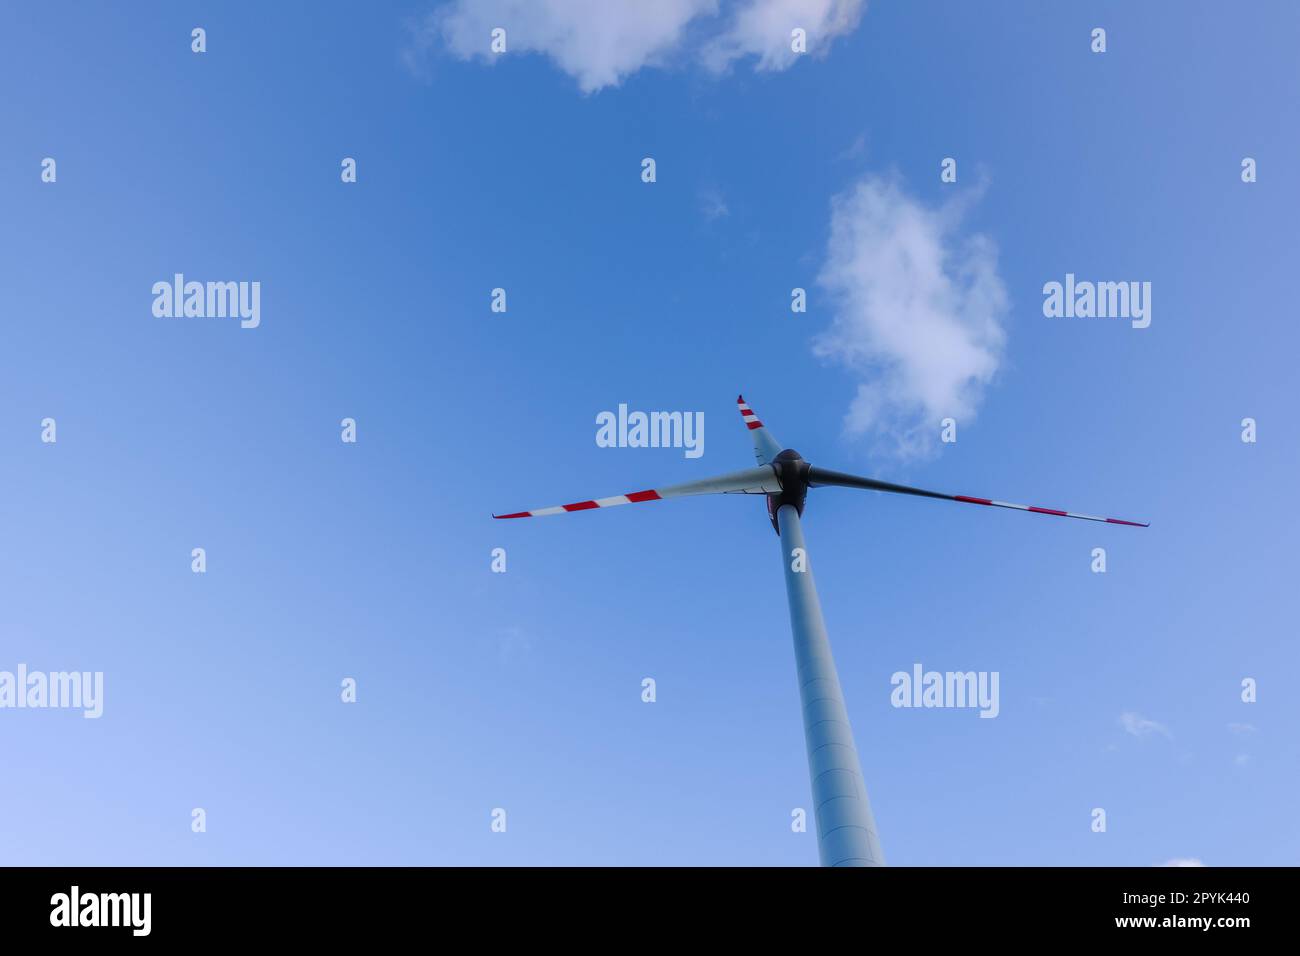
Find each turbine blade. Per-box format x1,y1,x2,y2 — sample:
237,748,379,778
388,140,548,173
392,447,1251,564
493,465,780,519
806,466,1149,527
737,394,784,465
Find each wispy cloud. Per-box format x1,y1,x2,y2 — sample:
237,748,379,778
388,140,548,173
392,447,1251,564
1159,858,1206,867
812,175,1008,460
1227,722,1257,734
1119,712,1171,738
703,0,867,73
699,187,730,222
404,0,866,93
495,625,535,663
836,131,868,162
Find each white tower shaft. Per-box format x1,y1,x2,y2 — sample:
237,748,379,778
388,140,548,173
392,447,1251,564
777,504,885,867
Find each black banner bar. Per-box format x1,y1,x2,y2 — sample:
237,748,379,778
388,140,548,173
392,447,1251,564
0,866,1280,942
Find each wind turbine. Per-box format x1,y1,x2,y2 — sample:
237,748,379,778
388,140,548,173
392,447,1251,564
494,395,1148,866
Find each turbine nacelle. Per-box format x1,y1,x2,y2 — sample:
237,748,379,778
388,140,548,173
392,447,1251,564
767,449,810,533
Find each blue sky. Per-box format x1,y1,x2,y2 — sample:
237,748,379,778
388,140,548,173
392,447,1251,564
1,0,1296,866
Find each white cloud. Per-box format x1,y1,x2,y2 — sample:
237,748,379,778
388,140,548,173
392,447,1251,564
410,0,717,93
1119,712,1171,738
1227,722,1257,734
812,175,1008,459
705,0,867,73
406,0,866,92
1159,858,1206,867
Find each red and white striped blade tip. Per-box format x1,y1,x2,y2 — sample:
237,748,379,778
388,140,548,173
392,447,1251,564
953,495,1148,526
493,489,663,519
